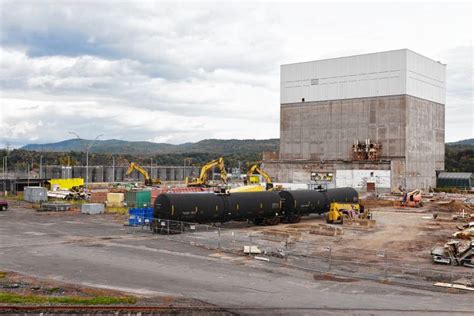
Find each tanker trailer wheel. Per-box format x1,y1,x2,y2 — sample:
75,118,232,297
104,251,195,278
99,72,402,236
263,216,280,226
287,214,301,224
253,218,264,225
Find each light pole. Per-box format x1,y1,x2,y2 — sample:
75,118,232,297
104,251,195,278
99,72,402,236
68,132,103,187
183,158,192,182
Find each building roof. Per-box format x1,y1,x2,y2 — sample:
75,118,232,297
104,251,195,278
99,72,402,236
437,172,473,179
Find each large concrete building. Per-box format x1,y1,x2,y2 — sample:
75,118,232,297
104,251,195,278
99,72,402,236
264,49,446,191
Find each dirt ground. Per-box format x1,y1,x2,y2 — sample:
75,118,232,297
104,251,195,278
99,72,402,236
239,197,473,273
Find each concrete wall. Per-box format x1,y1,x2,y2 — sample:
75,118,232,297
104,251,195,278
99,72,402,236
276,93,444,190
280,95,407,161
336,169,391,189
404,96,445,189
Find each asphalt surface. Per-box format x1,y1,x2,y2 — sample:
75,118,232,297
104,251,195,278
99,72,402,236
0,203,473,315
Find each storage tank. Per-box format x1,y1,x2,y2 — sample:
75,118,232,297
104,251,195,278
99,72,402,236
279,187,359,222
226,191,281,224
154,193,226,223
325,187,358,204
279,190,327,219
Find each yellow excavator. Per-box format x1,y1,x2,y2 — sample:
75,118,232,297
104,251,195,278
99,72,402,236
186,157,227,187
246,163,273,191
126,162,161,186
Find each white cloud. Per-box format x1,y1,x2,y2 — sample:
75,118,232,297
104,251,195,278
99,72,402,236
0,1,472,147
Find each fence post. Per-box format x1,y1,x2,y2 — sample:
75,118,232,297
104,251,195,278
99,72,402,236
167,220,170,237
218,227,221,250
450,264,454,285
249,235,253,257
328,247,332,272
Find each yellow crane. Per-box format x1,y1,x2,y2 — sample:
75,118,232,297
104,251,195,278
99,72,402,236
126,162,161,186
186,157,227,187
246,163,273,190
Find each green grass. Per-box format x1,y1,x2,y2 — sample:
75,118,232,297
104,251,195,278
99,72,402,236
0,292,137,305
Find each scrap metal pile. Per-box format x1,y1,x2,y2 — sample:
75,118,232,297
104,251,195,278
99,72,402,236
352,139,382,161
430,196,474,268
47,185,89,200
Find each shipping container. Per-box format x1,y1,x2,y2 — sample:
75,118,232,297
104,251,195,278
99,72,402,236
125,190,151,207
81,203,105,215
24,187,48,203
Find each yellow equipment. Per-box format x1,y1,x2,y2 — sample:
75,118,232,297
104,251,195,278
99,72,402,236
48,178,84,190
246,163,273,190
126,162,161,186
186,157,227,187
326,202,370,224
229,184,265,193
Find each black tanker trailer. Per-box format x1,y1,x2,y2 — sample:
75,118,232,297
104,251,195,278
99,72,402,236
154,187,358,227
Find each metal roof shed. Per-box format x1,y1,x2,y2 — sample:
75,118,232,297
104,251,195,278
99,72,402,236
437,172,473,188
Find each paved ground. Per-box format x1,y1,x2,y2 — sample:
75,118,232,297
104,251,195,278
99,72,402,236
1,203,473,314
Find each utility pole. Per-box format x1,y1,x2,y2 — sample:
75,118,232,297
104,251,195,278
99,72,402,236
150,158,153,179
40,155,43,179
112,156,115,182
68,132,103,187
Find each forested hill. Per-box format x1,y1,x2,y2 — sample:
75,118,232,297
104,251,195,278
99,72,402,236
22,138,280,155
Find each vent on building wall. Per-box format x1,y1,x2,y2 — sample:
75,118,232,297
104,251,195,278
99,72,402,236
311,79,319,85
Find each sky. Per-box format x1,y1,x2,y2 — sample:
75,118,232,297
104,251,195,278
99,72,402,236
0,1,473,147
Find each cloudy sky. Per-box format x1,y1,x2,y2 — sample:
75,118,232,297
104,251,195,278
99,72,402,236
0,1,472,147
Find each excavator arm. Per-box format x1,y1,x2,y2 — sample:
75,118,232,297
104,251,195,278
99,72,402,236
247,163,273,190
187,157,227,187
126,162,161,186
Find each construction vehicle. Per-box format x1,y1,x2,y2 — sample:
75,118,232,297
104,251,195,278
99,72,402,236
126,162,161,186
326,202,371,224
186,157,227,187
431,241,473,267
246,163,273,190
401,189,423,208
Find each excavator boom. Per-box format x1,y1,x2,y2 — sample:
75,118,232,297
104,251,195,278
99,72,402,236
126,162,161,186
247,163,273,190
187,157,227,187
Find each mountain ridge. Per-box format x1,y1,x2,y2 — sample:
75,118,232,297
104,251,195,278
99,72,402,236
22,138,281,155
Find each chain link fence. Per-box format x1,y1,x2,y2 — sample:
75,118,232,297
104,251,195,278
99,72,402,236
127,219,474,289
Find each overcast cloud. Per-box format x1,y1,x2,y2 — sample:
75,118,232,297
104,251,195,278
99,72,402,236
0,1,472,147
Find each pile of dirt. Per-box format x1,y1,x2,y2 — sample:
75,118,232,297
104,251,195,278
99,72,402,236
431,200,473,213
360,199,397,208
313,273,357,283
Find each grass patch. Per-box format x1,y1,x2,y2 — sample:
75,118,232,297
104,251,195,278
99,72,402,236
0,292,137,305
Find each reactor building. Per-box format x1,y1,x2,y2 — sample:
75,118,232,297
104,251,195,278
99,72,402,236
264,49,446,191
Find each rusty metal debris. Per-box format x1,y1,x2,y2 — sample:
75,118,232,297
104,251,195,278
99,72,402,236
431,240,473,268
352,139,382,161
